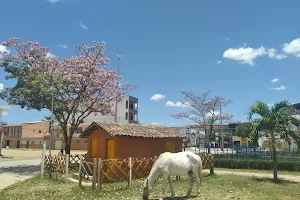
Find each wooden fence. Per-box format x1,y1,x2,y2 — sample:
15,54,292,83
44,154,86,173
78,154,214,189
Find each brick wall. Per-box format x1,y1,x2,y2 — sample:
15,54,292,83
61,138,88,150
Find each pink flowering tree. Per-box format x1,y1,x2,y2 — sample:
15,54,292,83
170,90,233,153
0,38,132,154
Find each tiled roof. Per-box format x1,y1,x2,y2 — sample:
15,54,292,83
80,121,183,138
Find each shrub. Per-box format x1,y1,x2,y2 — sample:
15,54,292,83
214,159,300,171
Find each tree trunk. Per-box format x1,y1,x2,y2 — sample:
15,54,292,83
65,139,71,155
271,133,278,183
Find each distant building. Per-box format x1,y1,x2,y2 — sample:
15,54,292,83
84,95,138,124
169,126,191,145
0,105,10,145
2,120,50,149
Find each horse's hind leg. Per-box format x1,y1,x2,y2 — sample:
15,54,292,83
191,168,201,196
167,175,175,198
186,170,194,196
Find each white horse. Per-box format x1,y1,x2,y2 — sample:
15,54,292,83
142,151,203,200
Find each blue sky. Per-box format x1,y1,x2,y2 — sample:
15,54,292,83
0,0,299,127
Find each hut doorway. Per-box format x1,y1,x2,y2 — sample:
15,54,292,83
107,139,115,159
91,139,97,158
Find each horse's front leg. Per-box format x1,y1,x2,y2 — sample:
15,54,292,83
162,175,167,197
168,176,175,198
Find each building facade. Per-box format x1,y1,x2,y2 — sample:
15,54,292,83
84,95,138,124
2,120,50,149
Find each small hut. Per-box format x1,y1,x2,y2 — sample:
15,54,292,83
80,121,183,161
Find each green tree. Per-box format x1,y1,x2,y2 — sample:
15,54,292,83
235,123,252,138
235,123,259,147
0,38,131,154
248,100,298,182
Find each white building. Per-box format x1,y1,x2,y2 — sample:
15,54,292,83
84,95,138,124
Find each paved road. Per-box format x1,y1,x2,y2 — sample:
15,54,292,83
0,157,41,190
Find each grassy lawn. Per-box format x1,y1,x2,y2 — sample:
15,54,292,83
1,173,300,200
214,168,300,176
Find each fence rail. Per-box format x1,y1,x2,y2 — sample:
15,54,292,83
209,147,300,161
43,153,214,189
44,154,86,173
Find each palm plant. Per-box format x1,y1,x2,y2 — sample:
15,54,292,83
248,100,298,183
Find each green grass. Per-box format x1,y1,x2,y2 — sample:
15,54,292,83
214,167,300,176
1,173,300,200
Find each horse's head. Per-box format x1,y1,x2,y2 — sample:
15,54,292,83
142,178,152,200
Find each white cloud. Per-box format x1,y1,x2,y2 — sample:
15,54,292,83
271,78,279,83
0,45,10,58
205,112,219,118
46,52,56,58
80,21,88,30
0,83,4,90
216,60,222,64
270,85,287,91
150,94,166,101
2,112,8,116
150,122,162,126
57,44,68,49
46,0,64,3
267,48,288,60
282,38,300,57
223,38,230,42
166,101,190,108
223,46,267,66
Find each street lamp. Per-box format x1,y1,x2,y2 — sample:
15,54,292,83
220,100,224,151
112,52,125,123
49,88,54,156
0,105,10,156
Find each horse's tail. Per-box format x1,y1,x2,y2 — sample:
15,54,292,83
198,157,203,185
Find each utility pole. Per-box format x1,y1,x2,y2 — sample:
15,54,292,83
220,100,224,152
49,89,54,156
113,53,125,123
0,105,10,156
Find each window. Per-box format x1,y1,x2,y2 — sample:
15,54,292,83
125,112,128,120
16,127,21,137
76,140,80,144
134,114,138,121
130,113,134,121
38,130,42,133
31,141,35,144
126,100,128,109
129,101,134,109
134,102,138,110
39,141,42,145
33,130,35,132
9,127,14,137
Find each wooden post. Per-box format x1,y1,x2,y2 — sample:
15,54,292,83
92,158,97,189
209,156,214,175
128,157,132,188
78,156,83,187
41,142,46,178
97,158,102,190
0,131,4,156
65,154,70,177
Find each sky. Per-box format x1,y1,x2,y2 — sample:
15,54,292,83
0,0,300,127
